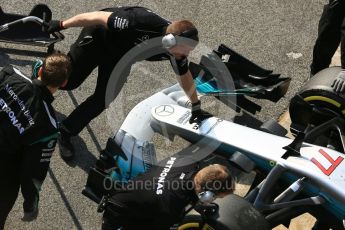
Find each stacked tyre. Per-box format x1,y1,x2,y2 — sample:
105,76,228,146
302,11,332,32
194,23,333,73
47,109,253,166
289,67,345,132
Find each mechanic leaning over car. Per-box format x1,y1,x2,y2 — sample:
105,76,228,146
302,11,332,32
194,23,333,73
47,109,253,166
47,6,211,160
0,53,71,230
310,0,345,92
100,155,234,230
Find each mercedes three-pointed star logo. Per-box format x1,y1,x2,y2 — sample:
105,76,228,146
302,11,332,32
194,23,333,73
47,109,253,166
155,105,174,116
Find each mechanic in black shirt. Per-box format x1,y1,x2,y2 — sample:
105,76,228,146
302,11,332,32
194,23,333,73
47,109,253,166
310,0,345,92
47,6,210,160
100,155,234,230
0,53,71,229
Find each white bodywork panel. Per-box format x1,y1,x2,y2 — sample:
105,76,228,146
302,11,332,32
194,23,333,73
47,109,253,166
151,104,345,204
113,82,345,204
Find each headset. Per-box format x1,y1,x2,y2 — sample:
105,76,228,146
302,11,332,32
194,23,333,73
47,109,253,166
198,190,217,204
197,180,232,204
162,28,199,49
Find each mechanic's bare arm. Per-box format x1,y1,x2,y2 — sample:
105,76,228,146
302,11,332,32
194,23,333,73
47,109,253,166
177,70,199,104
62,11,112,29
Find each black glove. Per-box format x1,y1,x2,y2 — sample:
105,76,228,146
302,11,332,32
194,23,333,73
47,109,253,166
47,20,64,33
331,70,345,93
189,101,213,124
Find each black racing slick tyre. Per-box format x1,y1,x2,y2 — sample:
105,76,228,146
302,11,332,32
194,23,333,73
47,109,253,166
177,195,270,230
176,215,209,230
289,67,345,132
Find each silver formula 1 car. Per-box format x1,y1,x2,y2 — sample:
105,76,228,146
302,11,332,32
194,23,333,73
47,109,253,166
83,44,345,230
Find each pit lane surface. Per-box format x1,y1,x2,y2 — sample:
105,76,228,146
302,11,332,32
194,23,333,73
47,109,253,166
1,0,325,229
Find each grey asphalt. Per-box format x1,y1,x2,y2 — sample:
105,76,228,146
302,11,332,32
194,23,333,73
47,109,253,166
0,0,325,229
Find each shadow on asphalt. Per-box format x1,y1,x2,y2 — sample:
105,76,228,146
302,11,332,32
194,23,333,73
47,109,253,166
66,91,103,153
55,111,98,174
0,47,47,68
50,92,104,230
48,169,83,230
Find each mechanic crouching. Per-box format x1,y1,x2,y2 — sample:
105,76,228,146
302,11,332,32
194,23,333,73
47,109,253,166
0,53,71,229
100,156,234,230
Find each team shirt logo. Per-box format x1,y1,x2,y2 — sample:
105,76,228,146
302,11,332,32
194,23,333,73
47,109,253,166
156,157,176,195
112,16,129,30
0,98,25,134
